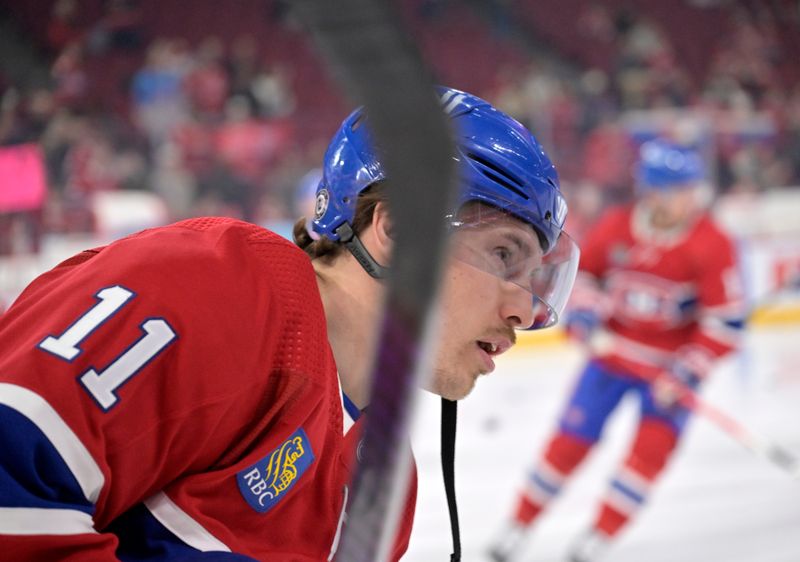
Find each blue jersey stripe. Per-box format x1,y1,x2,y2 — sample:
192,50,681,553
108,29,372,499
108,503,258,561
342,391,362,422
0,404,93,514
610,478,645,505
724,317,746,330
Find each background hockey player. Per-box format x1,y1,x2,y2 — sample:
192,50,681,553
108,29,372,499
489,139,747,562
0,87,579,560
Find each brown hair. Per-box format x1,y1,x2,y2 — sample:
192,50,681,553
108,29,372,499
293,183,387,261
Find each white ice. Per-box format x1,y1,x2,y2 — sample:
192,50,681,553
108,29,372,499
407,326,800,561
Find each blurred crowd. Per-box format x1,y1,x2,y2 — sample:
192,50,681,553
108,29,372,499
486,1,800,239
1,0,799,255
0,0,321,255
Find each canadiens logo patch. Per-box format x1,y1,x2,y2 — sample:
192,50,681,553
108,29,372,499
236,428,315,513
314,188,329,220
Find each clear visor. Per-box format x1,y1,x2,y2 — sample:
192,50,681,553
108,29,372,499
447,204,580,330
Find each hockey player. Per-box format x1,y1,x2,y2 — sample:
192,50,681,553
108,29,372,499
0,87,579,561
489,139,747,562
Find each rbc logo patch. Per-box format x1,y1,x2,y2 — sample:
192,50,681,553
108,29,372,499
237,428,315,513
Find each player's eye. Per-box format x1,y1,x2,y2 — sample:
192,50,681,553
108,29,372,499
489,245,521,280
493,246,513,265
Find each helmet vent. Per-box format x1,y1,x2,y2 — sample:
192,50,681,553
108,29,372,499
467,152,528,200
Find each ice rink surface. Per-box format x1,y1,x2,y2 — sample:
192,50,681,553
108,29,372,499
407,325,800,562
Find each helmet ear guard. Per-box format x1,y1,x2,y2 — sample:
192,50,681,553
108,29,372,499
312,114,387,243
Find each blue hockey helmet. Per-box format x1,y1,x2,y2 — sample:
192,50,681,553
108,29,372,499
314,87,568,252
636,139,706,190
311,87,579,329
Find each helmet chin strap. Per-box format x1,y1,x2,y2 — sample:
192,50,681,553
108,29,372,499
335,222,390,279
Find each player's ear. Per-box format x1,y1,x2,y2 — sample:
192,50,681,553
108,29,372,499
373,200,395,253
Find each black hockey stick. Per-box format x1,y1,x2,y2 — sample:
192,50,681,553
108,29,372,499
293,1,457,560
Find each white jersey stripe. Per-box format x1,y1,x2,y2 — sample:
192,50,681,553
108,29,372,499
700,316,743,347
327,485,349,561
589,331,671,367
337,374,356,435
343,409,356,436
0,507,97,535
0,383,105,503
702,300,747,316
144,491,231,552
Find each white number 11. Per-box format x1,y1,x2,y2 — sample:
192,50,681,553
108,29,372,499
39,285,177,410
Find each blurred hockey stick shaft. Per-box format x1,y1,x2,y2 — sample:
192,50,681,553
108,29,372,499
589,330,800,480
294,1,456,561
662,373,800,481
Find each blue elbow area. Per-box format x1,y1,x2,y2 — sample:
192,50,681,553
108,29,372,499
0,404,93,513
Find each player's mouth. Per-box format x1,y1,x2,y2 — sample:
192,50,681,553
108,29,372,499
476,337,513,373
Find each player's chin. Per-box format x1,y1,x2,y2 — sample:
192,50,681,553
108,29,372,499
428,369,480,401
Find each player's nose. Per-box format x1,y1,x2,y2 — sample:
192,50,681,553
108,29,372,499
500,281,534,329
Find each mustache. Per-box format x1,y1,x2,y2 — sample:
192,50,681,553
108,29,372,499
488,326,517,346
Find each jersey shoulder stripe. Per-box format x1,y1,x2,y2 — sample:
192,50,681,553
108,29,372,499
108,500,257,562
0,383,103,504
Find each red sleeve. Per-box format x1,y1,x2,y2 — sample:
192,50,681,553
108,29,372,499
677,218,747,378
568,206,630,317
389,463,418,561
577,205,629,278
334,421,417,562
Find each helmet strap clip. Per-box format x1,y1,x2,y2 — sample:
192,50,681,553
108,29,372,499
335,223,389,280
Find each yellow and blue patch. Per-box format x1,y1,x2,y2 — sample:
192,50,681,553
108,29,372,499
236,427,315,513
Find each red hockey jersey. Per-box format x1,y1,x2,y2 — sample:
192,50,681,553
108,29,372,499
569,204,746,379
0,217,414,561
